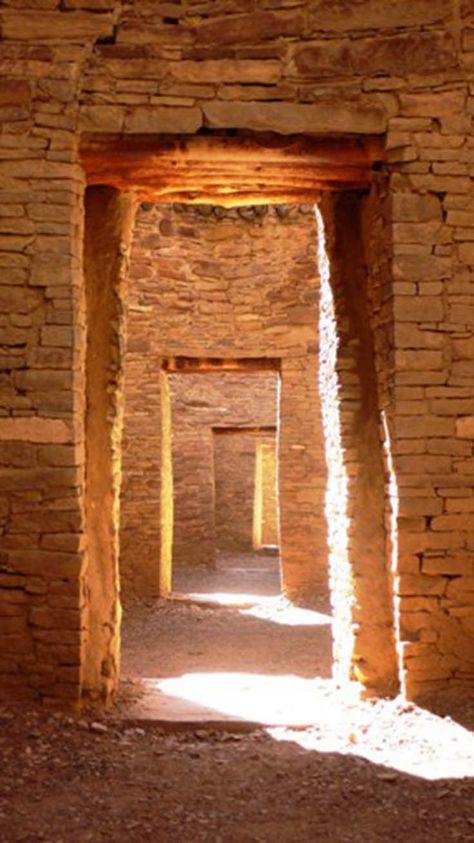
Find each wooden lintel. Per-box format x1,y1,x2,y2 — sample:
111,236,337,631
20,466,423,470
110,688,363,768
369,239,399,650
162,356,281,374
80,131,384,202
212,426,277,437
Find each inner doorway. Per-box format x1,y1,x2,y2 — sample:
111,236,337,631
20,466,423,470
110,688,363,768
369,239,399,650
166,365,281,601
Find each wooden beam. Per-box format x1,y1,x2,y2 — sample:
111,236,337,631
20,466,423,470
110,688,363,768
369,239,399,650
162,356,281,374
80,132,384,202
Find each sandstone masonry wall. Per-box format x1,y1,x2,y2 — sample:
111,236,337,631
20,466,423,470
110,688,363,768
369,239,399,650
120,203,325,596
167,372,277,567
214,432,278,553
2,0,474,702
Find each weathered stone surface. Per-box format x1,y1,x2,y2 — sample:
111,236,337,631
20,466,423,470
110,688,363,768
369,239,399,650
79,106,125,133
399,90,465,118
196,10,304,46
456,417,474,438
292,32,456,79
170,59,282,84
0,10,115,40
1,0,474,709
308,0,451,32
124,106,202,133
203,99,387,135
0,81,31,107
393,296,444,323
0,418,73,444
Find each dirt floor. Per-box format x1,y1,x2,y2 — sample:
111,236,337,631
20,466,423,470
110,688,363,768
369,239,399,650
2,554,474,842
121,552,332,688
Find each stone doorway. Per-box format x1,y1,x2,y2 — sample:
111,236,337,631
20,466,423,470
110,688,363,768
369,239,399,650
80,131,399,710
164,366,281,600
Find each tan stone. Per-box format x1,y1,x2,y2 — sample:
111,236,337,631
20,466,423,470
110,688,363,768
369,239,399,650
79,106,126,133
396,350,444,371
421,556,474,576
30,607,80,630
203,99,387,135
124,106,202,134
456,417,474,438
0,418,73,444
393,296,443,323
197,10,304,46
399,90,465,118
0,81,31,107
308,0,451,32
393,254,451,281
458,242,474,264
292,31,456,79
0,10,115,40
170,60,282,84
397,575,447,597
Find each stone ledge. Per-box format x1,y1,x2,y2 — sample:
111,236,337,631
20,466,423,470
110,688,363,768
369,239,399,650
203,99,387,135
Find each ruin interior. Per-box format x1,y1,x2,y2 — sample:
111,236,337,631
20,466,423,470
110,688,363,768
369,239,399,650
2,1,474,838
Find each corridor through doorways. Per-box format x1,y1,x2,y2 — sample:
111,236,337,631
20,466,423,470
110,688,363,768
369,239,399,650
118,199,333,724
78,131,403,714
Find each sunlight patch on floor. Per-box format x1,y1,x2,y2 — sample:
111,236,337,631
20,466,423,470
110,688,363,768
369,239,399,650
269,698,474,782
153,673,339,727
172,594,332,625
152,673,474,780
240,598,331,627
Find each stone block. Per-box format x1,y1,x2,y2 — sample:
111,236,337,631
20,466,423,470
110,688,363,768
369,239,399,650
446,576,474,599
393,254,451,281
458,242,474,264
399,90,465,118
79,106,125,133
294,31,456,78
395,418,454,440
308,0,451,32
124,106,202,133
0,81,31,107
421,556,474,576
7,550,83,579
398,497,444,517
0,418,73,444
170,59,282,84
396,454,451,475
396,350,444,371
397,575,447,597
203,98,387,135
0,10,115,41
30,607,80,630
196,10,304,46
393,296,443,323
457,417,474,438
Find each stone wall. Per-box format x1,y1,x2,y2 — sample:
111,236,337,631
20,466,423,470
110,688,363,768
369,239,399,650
120,203,325,597
2,0,474,703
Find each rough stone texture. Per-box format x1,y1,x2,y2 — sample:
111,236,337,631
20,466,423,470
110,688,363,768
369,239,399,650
120,204,326,599
319,190,399,697
2,0,474,704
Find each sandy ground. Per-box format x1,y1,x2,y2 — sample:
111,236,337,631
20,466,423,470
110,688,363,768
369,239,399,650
2,554,474,842
1,700,474,842
121,553,332,684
